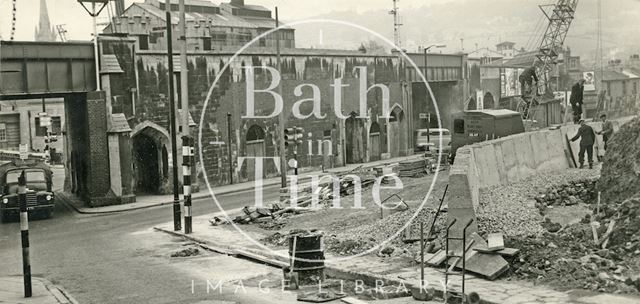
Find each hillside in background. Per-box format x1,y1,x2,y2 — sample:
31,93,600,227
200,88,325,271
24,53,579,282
290,0,640,63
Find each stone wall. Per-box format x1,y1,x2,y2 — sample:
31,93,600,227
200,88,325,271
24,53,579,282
116,50,407,186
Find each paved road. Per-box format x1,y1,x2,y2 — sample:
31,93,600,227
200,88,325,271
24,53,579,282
0,174,286,304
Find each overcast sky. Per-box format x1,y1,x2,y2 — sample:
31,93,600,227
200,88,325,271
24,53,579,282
0,0,638,60
0,0,453,41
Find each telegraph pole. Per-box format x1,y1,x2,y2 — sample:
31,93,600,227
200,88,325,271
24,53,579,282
227,112,233,184
178,0,192,234
166,7,181,231
18,171,32,297
276,7,286,191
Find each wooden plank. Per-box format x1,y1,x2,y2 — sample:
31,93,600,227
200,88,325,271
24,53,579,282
233,249,288,268
341,297,369,304
473,247,520,257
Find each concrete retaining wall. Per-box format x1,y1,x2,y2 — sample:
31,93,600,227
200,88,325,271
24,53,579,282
445,122,607,237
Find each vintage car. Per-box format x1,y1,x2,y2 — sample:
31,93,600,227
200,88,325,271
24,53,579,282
0,160,55,222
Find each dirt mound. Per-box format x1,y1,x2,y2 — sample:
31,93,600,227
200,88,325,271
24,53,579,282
598,116,640,204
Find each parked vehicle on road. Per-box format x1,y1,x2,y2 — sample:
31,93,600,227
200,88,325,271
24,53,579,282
449,109,525,163
0,160,55,222
415,128,452,153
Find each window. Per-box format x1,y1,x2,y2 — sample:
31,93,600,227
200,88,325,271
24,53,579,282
34,117,47,136
138,35,149,50
623,81,628,95
203,37,212,50
634,82,638,95
51,117,61,134
0,123,6,142
453,119,465,134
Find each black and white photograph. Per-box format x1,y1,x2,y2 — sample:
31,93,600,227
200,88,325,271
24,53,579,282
0,0,639,303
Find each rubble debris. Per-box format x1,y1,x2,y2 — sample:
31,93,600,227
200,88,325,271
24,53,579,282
398,158,431,177
535,179,598,210
506,192,640,295
297,290,346,303
598,117,640,204
478,169,600,237
170,247,200,257
426,233,509,280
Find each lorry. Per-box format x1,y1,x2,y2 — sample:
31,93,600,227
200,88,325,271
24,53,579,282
0,160,55,222
449,109,525,163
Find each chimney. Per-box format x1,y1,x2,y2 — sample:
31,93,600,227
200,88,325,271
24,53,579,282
231,0,245,6
115,0,125,15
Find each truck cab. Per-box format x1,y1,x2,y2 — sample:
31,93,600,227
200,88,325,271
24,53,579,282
0,160,55,222
450,109,525,163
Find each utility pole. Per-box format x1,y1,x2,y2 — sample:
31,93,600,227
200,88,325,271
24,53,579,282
18,171,32,297
227,112,233,184
166,6,181,231
389,0,402,48
178,0,192,234
276,7,287,192
179,0,189,139
92,2,100,90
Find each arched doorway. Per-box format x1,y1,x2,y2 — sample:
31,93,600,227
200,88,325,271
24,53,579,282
345,112,365,164
133,134,160,193
484,92,495,109
369,122,381,161
131,122,170,194
388,106,404,158
245,125,266,180
467,97,477,110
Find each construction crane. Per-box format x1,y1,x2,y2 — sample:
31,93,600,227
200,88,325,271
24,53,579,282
56,24,68,42
519,0,579,120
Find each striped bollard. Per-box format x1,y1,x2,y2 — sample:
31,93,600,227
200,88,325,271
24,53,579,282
182,136,193,234
18,170,32,297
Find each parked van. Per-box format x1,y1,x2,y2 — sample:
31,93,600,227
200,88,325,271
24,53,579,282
450,109,525,162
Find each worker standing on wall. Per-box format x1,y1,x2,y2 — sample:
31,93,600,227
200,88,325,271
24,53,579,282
519,64,539,97
596,114,614,151
570,79,586,124
571,119,596,169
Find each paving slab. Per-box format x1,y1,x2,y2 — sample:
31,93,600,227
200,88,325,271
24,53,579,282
0,276,76,304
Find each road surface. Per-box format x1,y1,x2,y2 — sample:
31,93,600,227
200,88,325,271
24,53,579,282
0,171,289,304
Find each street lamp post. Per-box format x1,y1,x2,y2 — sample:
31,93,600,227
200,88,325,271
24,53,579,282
422,44,446,145
77,0,109,90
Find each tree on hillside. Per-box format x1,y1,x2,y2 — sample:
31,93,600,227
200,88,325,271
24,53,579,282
358,40,388,54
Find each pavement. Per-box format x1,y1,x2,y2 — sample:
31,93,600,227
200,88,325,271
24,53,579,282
0,276,77,304
154,213,640,304
60,154,425,214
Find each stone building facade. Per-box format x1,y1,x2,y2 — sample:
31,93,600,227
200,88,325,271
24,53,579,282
100,36,411,189
103,0,295,52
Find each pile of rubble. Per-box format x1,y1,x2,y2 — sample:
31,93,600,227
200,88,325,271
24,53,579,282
598,116,640,204
477,168,599,237
534,179,598,208
507,186,640,294
213,159,437,228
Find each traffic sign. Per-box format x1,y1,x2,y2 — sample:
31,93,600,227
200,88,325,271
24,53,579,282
19,144,28,160
288,158,298,168
38,113,51,127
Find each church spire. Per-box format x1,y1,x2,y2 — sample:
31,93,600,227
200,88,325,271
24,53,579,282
35,0,57,41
